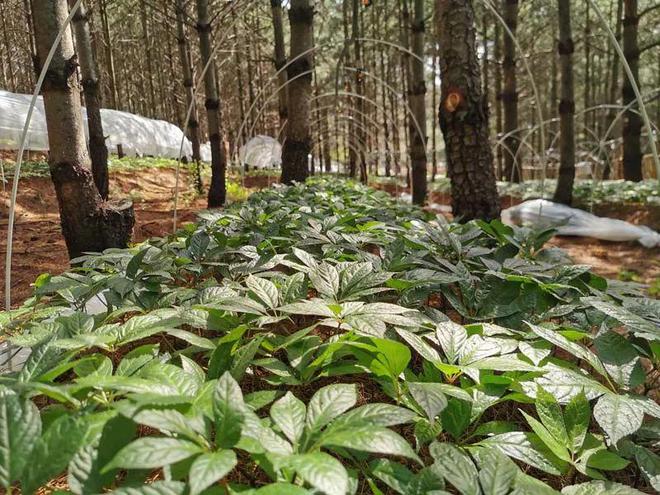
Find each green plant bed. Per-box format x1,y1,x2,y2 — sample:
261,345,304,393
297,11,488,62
1,178,658,494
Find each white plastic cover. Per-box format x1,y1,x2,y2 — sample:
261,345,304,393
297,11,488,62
239,135,281,168
502,199,660,248
0,89,192,159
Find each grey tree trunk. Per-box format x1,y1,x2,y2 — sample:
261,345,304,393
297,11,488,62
271,0,289,132
196,0,226,206
352,0,367,183
32,0,133,259
175,0,202,192
70,0,109,199
280,0,314,184
553,0,576,205
494,20,503,178
622,0,642,181
502,0,520,182
409,0,427,204
437,0,500,221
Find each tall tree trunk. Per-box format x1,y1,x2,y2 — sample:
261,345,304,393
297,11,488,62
378,3,392,177
431,42,438,182
352,0,367,183
99,0,118,109
437,0,500,221
602,0,623,179
175,0,202,192
502,0,520,182
281,0,314,184
622,0,642,181
232,4,247,146
553,0,576,205
70,0,109,199
32,0,133,259
583,1,591,133
410,0,427,204
323,107,332,172
271,0,288,132
196,0,226,206
139,0,156,117
494,20,503,178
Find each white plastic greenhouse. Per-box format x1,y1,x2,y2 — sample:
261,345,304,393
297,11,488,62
0,89,193,159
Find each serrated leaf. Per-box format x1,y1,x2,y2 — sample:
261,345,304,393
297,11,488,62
246,275,280,309
476,448,519,495
104,437,203,471
321,426,421,464
593,393,644,445
564,391,590,451
270,392,306,445
408,382,448,420
188,450,237,495
306,384,357,433
0,395,41,488
436,321,467,364
536,386,569,449
429,442,479,495
213,372,245,448
479,432,563,475
286,452,349,495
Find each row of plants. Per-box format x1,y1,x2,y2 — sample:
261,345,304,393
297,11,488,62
496,180,660,206
0,178,658,494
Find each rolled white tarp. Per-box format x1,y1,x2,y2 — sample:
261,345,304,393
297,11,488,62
502,199,660,248
0,89,192,159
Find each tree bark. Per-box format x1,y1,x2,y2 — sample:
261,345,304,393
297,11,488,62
502,0,520,182
32,0,134,259
281,0,314,184
622,0,642,181
70,0,109,200
553,0,576,205
352,0,367,183
271,0,289,132
437,0,500,221
494,20,503,178
175,0,202,192
409,0,427,204
99,0,118,109
196,0,226,206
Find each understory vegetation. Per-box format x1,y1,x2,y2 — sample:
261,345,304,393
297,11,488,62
1,179,658,494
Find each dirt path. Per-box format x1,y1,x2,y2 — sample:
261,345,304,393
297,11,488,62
1,171,658,307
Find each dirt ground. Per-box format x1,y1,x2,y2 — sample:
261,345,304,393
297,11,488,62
1,170,658,308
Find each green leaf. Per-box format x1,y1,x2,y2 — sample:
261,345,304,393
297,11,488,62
254,483,312,494
408,382,448,420
429,442,479,495
105,437,203,471
561,480,646,495
213,372,246,448
436,321,467,364
306,383,357,433
22,415,87,494
476,449,519,495
270,392,306,445
246,275,280,309
593,393,644,445
536,386,569,449
0,395,41,488
331,403,417,429
564,391,590,451
110,481,187,495
188,450,237,495
286,452,349,495
586,449,630,471
583,297,659,340
521,411,570,462
321,426,421,464
479,432,564,476
440,399,471,440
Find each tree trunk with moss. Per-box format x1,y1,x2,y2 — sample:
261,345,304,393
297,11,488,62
281,0,314,184
32,0,134,259
436,0,500,221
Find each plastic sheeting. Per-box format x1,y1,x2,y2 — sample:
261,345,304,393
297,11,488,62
0,89,192,159
502,199,660,248
239,135,282,169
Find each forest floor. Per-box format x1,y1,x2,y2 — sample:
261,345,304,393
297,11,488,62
1,168,658,307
